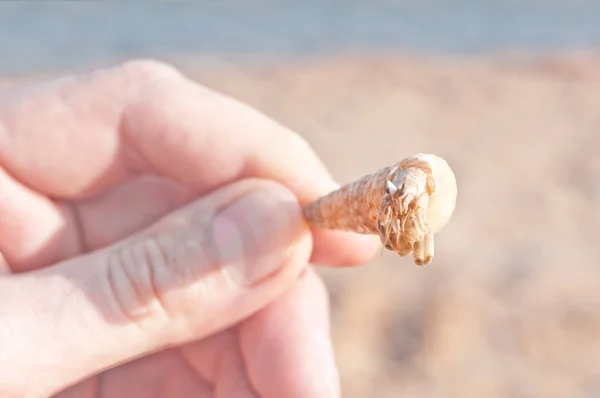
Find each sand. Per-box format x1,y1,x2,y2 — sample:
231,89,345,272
180,53,600,398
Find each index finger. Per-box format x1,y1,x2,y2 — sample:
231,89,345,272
0,59,378,266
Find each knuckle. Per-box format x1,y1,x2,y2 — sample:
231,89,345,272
118,58,184,87
102,230,220,332
103,235,178,328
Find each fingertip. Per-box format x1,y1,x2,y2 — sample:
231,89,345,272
309,228,380,266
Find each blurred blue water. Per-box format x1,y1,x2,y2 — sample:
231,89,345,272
1,1,600,76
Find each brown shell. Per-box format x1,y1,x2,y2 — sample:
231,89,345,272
302,157,437,265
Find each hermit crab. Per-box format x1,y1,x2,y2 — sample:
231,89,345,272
303,154,458,265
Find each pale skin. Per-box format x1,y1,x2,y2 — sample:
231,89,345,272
0,60,379,398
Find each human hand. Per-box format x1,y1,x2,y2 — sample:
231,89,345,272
0,60,379,398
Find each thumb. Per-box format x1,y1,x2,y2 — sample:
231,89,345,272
0,179,312,397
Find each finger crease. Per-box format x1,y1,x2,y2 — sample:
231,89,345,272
67,201,89,253
139,238,170,319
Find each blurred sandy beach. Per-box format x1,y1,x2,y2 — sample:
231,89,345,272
178,54,600,397
2,2,600,397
